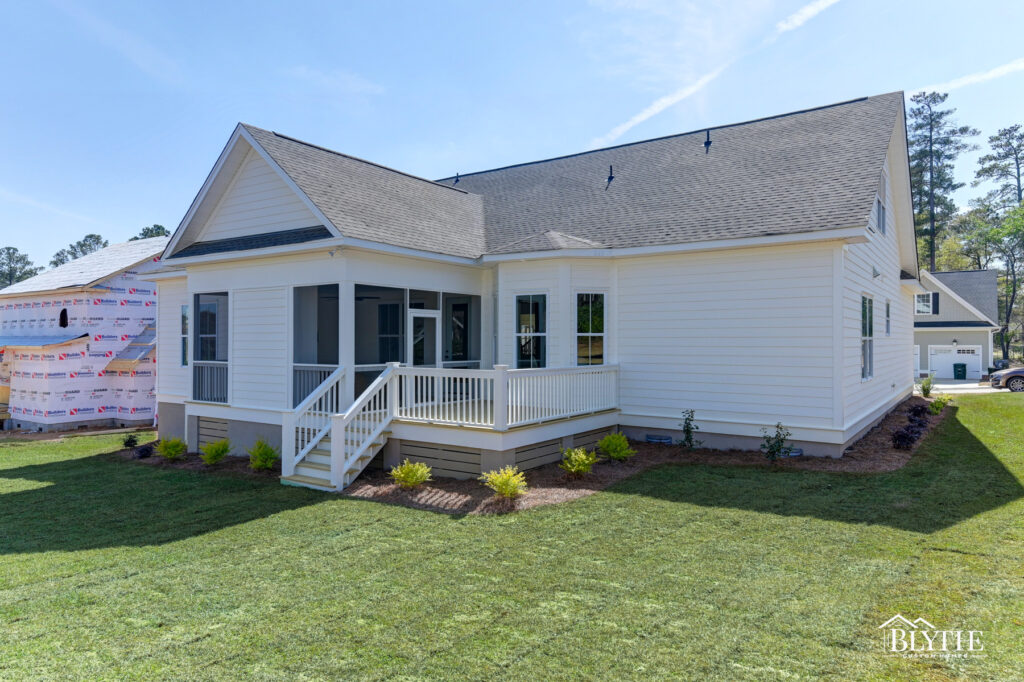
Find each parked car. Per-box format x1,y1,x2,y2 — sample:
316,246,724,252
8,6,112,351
990,367,1024,392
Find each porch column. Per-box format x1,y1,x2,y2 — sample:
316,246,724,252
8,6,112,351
339,280,355,405
493,364,509,431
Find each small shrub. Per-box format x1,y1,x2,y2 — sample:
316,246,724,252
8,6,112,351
908,403,929,420
122,433,139,449
389,459,432,489
929,395,952,415
479,465,528,499
133,444,153,459
760,422,792,463
891,426,919,450
156,437,187,461
598,433,636,461
200,438,232,466
678,409,703,450
559,447,598,478
918,374,934,398
248,439,280,471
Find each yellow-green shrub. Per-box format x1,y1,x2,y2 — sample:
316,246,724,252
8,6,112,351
479,465,528,499
156,437,187,461
598,433,636,461
929,394,952,415
200,439,232,466
248,439,280,470
558,447,598,478
389,459,432,489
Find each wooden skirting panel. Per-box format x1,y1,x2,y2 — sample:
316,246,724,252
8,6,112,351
399,441,481,479
515,438,563,470
573,426,614,452
197,417,228,449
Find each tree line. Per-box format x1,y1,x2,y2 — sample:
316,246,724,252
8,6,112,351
908,92,1024,360
0,225,169,289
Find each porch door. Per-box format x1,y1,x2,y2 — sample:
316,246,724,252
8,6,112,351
408,310,441,367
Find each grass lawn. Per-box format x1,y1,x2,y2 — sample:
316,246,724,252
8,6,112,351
1,394,1022,680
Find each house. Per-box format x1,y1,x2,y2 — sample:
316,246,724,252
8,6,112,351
0,238,167,431
913,269,999,380
150,92,919,491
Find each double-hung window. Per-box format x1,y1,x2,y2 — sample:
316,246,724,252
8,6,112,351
915,293,932,315
195,293,228,362
885,300,891,337
515,294,546,368
576,293,605,365
180,304,189,366
876,198,887,235
861,295,874,380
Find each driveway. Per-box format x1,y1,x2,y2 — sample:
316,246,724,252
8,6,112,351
917,379,1003,394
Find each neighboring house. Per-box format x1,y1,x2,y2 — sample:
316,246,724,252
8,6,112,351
0,238,167,431
913,269,999,380
150,92,920,491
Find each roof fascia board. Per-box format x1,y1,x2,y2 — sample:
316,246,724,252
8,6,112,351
164,125,247,257
237,126,344,240
0,286,93,301
913,324,1000,331
340,236,483,266
481,226,869,262
921,270,997,325
159,237,345,267
139,269,187,282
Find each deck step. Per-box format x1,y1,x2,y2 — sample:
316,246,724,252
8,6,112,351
280,474,336,492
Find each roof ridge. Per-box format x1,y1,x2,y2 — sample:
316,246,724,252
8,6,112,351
439,92,901,181
241,124,473,196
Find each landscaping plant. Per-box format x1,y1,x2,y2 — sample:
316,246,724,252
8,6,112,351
155,437,187,461
122,433,139,449
678,409,702,449
760,422,792,463
918,374,934,398
388,459,433,489
929,395,952,415
558,447,598,478
598,433,636,461
891,426,919,450
248,439,280,471
479,465,528,499
200,439,232,466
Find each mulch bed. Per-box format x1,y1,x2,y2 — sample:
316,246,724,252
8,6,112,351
343,396,951,515
108,396,950,514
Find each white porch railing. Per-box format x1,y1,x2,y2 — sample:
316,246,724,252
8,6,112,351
282,366,344,476
293,363,338,407
193,361,228,402
330,363,399,488
393,364,618,430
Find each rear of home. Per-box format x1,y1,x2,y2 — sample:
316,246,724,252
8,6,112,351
913,269,999,380
150,92,920,491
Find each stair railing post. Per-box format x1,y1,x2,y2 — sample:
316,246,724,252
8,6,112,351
386,361,400,419
281,411,296,477
330,414,345,489
493,364,509,431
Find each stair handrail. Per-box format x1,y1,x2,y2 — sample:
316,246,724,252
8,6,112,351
283,365,345,475
331,362,399,488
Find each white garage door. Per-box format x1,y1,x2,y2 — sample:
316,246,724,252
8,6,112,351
928,345,982,380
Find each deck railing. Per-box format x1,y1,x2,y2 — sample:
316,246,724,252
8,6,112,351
281,366,345,476
393,364,618,430
293,363,339,407
192,361,228,403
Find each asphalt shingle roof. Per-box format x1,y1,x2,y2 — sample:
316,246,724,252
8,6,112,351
931,269,999,323
171,226,332,259
242,126,486,259
442,92,904,254
0,237,168,296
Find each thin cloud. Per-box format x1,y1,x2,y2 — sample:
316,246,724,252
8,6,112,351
589,0,842,148
914,56,1024,94
282,66,385,97
774,0,841,35
49,0,182,83
0,186,102,225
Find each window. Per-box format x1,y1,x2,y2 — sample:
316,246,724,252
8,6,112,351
58,308,68,328
576,293,605,365
180,304,189,366
861,296,874,380
515,294,546,368
876,198,886,235
915,293,932,315
885,300,891,337
194,293,228,361
377,303,401,363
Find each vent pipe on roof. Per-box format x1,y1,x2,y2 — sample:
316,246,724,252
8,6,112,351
452,172,460,186
605,165,615,190
704,130,712,154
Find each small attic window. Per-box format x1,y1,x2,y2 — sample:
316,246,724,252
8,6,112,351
876,197,886,235
59,308,69,328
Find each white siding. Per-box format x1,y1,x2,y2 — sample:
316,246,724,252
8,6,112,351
198,148,319,242
156,277,188,400
231,287,289,409
840,143,914,427
616,243,838,429
497,261,566,367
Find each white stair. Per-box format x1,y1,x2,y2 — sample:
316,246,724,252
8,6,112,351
282,432,389,490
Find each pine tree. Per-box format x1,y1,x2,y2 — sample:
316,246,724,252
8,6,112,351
974,124,1024,209
907,92,979,271
50,234,108,268
130,224,170,241
0,246,42,288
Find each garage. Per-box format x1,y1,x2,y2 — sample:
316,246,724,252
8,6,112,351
928,345,982,380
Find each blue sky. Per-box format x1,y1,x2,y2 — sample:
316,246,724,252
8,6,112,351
2,0,1023,267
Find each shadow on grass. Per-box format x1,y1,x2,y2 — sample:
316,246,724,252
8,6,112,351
608,406,1024,533
0,450,326,554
